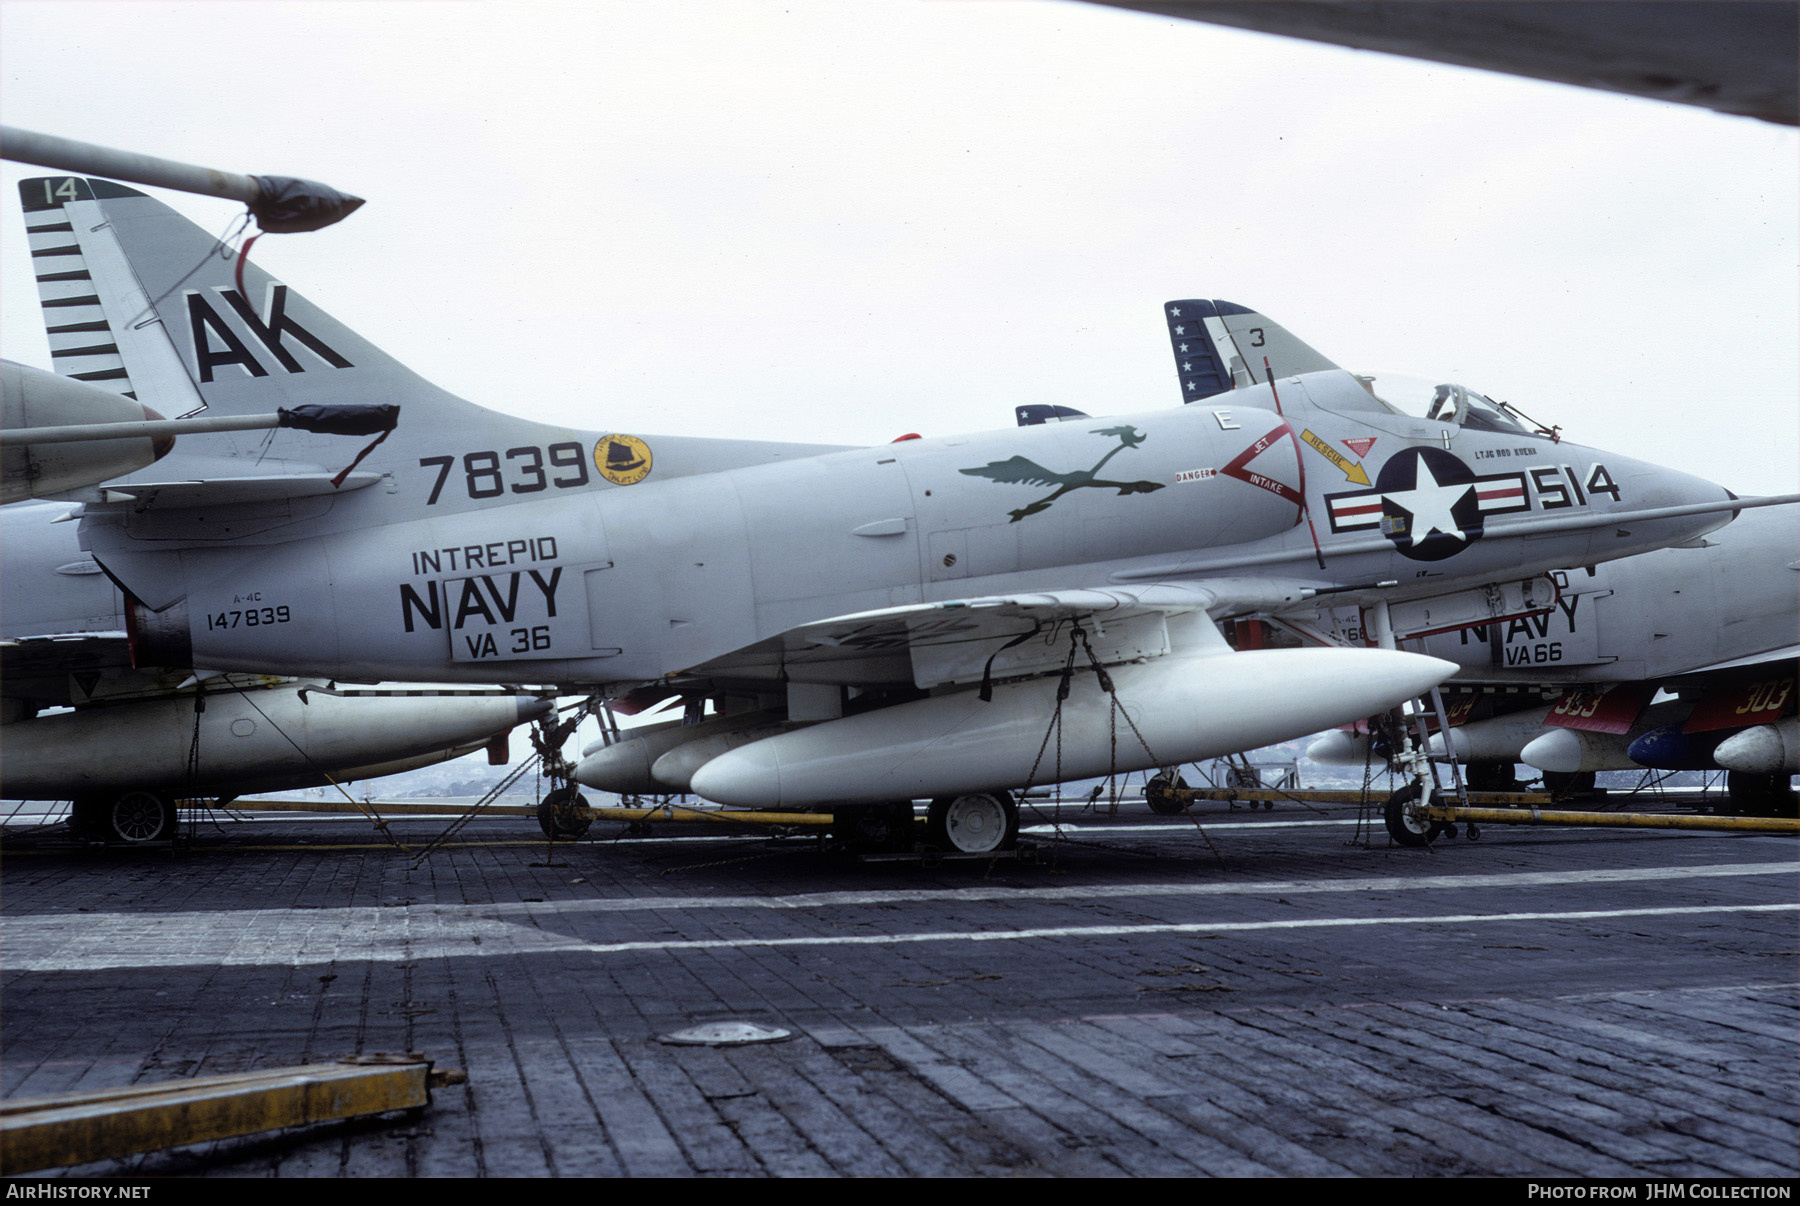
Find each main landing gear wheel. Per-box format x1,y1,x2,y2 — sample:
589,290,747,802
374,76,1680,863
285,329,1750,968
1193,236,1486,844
1726,772,1797,818
1145,772,1189,816
537,786,592,839
66,796,102,842
834,802,918,853
1383,783,1445,848
1465,761,1519,792
927,791,1018,854
1543,771,1597,801
109,791,174,843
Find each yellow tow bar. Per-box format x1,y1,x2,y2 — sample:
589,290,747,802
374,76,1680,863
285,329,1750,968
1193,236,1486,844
1161,788,1556,807
583,805,832,827
199,799,836,827
1423,804,1799,834
0,1054,463,1175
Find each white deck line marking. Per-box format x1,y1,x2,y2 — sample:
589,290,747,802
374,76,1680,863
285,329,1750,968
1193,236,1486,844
8,861,1793,919
1,903,1791,972
2,868,1792,971
568,903,1800,955
542,859,1800,913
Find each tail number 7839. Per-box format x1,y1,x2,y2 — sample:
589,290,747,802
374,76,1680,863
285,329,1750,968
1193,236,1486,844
419,444,590,503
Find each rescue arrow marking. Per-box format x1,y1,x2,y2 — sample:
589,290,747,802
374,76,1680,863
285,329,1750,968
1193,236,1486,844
1301,428,1371,485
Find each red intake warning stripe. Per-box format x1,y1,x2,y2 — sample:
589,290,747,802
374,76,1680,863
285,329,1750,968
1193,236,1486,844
1220,423,1303,505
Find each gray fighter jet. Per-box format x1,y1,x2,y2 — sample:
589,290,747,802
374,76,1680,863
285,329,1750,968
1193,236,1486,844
1306,501,1797,820
1427,501,1796,816
1171,303,1798,821
12,177,1785,853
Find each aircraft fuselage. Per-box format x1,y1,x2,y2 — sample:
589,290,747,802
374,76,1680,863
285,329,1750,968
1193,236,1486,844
112,375,1732,687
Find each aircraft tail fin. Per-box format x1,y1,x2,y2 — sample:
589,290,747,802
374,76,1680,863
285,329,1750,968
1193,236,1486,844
20,175,463,427
23,177,203,413
21,176,852,500
1162,299,1342,403
1014,403,1091,426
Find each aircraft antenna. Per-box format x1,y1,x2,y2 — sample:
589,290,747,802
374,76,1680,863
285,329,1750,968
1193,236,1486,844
1265,357,1328,571
1496,398,1562,443
2,127,365,232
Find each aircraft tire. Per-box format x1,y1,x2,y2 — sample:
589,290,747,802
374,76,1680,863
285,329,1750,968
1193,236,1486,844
1383,783,1443,848
1465,761,1519,792
927,791,1018,854
537,786,592,839
1145,772,1189,815
67,796,105,842
109,791,173,843
1542,771,1597,801
1726,772,1797,818
833,802,918,852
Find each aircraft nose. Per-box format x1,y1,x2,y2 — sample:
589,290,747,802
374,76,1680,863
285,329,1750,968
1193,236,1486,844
1603,457,1739,549
1625,459,1734,512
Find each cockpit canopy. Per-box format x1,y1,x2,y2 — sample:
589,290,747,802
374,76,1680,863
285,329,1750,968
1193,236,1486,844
1352,372,1543,437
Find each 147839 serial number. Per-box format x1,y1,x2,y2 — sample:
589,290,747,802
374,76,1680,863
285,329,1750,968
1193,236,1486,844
206,606,292,630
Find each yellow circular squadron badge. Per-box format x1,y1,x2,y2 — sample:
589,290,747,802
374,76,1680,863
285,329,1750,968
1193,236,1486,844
595,434,653,486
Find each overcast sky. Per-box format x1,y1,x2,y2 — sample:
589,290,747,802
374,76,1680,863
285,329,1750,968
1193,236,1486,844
4,0,1796,495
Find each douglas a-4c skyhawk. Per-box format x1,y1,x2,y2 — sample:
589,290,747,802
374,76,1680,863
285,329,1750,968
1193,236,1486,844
13,177,1788,853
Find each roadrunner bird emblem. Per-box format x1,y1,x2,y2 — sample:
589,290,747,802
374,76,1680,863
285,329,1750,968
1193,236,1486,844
961,425,1164,522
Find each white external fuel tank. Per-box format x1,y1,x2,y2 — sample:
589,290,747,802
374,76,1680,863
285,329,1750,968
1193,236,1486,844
573,710,782,795
1516,699,1691,773
1426,704,1556,763
1307,730,1374,765
1,361,172,503
689,646,1454,808
1,682,549,798
1518,728,1643,774
651,724,795,792
1711,717,1799,775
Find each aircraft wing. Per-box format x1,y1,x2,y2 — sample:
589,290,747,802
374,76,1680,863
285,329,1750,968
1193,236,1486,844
1,631,132,675
0,629,269,708
77,467,384,507
1094,2,1797,127
678,579,1318,692
1,631,135,708
1675,645,1800,679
